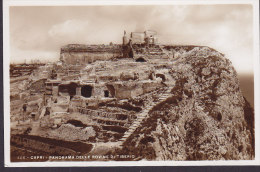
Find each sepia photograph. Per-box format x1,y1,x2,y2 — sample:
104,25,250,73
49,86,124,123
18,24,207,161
3,0,260,167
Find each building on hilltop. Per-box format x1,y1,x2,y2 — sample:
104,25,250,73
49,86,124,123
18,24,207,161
60,30,165,64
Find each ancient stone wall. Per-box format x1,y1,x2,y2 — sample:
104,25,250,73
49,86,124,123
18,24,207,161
60,44,122,65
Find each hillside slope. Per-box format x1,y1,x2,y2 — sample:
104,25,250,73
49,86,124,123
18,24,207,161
114,47,254,160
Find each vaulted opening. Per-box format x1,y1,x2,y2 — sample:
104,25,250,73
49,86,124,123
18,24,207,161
136,57,146,62
59,82,78,98
81,85,93,98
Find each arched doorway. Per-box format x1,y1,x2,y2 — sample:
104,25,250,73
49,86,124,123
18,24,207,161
136,57,146,62
81,85,93,98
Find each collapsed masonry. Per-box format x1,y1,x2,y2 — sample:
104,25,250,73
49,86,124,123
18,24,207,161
9,31,212,144
11,30,178,145
47,30,175,118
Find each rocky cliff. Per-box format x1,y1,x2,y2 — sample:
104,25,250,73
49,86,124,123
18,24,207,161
114,47,254,160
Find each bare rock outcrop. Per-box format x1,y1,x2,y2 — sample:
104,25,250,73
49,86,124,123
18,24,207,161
116,47,254,160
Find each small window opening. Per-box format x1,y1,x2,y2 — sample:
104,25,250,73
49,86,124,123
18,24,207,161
104,90,109,97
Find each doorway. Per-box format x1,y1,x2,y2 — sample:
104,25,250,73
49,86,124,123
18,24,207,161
81,85,93,98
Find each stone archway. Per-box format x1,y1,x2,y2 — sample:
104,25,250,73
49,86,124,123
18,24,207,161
136,57,146,62
59,82,78,98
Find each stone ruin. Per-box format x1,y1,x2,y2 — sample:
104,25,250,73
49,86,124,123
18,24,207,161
10,30,177,148
9,30,254,161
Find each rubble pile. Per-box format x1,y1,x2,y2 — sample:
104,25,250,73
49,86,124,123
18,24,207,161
49,123,96,141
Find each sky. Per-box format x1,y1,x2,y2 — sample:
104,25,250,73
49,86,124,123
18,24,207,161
9,5,254,74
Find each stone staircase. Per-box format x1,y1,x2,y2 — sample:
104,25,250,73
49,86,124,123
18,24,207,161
118,87,172,145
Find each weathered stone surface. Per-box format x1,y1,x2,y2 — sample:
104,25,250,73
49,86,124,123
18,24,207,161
60,44,122,64
116,47,254,160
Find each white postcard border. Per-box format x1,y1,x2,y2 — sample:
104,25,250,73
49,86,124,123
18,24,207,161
3,0,260,167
